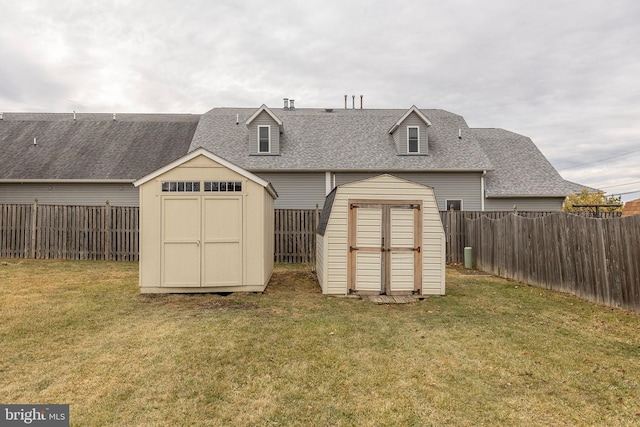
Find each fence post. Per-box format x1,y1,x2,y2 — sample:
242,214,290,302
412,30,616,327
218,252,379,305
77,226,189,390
104,201,111,261
449,207,456,263
30,198,38,259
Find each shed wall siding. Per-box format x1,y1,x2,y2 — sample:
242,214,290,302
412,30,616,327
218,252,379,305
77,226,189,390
255,172,326,209
248,111,280,155
484,197,564,211
323,175,445,295
0,183,139,206
334,172,483,211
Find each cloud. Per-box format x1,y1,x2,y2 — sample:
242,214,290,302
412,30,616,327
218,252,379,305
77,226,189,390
1,0,639,199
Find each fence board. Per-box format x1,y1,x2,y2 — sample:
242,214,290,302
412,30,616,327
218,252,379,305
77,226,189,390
467,213,640,313
0,204,627,268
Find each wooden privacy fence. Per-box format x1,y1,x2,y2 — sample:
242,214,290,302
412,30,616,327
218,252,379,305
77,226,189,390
0,203,625,265
466,213,640,312
274,208,319,263
441,210,621,263
0,202,139,261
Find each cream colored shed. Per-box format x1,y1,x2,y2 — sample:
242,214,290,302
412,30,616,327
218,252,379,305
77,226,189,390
316,174,445,296
133,148,277,293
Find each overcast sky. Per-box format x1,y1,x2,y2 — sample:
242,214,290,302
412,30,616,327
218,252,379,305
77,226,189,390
1,0,639,200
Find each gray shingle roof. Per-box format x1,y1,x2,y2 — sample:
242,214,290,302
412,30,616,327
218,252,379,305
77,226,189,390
189,107,493,171
0,113,200,180
472,128,585,197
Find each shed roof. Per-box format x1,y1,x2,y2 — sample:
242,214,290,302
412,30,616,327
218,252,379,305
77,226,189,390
316,174,435,236
0,113,199,181
133,147,278,199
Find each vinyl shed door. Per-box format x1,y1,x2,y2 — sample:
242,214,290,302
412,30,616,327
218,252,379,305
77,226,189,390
348,201,422,295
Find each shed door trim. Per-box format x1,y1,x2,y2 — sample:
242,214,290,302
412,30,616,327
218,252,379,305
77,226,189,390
347,199,422,295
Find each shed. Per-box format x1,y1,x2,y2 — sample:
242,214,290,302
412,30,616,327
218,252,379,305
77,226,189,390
316,174,445,296
133,148,278,293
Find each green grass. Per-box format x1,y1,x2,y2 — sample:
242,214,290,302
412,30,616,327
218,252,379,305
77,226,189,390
1,260,640,426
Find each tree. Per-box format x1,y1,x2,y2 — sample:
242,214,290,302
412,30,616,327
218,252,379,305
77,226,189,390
562,189,623,214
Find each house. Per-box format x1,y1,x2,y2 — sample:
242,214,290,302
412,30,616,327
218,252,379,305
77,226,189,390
0,113,199,206
0,104,584,211
622,198,640,217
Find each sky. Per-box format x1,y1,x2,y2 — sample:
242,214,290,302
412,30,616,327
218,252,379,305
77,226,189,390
1,0,639,201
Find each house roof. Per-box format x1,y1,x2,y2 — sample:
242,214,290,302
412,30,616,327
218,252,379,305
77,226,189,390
245,104,284,131
622,198,640,217
133,147,278,199
471,128,585,197
388,105,432,133
0,113,199,181
189,107,493,171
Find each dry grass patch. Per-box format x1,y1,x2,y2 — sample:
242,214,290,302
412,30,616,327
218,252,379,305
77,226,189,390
1,260,640,426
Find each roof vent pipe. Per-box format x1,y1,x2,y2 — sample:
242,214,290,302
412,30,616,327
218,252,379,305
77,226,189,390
0,112,3,120
113,113,117,121
458,128,462,139
33,137,37,146
283,98,289,109
236,113,239,125
352,95,355,109
344,95,347,110
73,110,76,121
289,99,295,110
360,95,363,109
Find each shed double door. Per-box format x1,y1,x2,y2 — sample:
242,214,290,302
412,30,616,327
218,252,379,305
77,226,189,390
161,196,243,287
348,200,422,295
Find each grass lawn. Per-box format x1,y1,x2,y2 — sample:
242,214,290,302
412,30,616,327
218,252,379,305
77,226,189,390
1,260,640,426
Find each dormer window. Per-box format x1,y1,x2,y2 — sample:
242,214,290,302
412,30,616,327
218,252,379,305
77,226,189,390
246,105,283,155
407,126,419,153
389,106,431,156
258,125,271,153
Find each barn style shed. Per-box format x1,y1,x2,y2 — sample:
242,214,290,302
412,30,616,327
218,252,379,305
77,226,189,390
134,148,277,293
316,174,445,296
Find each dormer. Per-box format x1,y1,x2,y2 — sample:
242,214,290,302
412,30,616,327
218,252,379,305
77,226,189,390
389,106,432,155
245,104,283,155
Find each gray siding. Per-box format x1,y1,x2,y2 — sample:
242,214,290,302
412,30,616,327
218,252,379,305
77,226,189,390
255,172,326,209
395,112,429,155
484,197,564,211
334,172,483,211
0,183,139,206
248,111,280,155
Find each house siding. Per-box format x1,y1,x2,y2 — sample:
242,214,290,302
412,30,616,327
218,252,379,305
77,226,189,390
248,111,280,155
334,172,483,211
255,172,326,209
0,183,139,206
484,197,565,211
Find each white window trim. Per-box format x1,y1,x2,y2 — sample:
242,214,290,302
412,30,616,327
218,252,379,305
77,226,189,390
258,125,271,153
407,126,420,154
445,199,463,211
